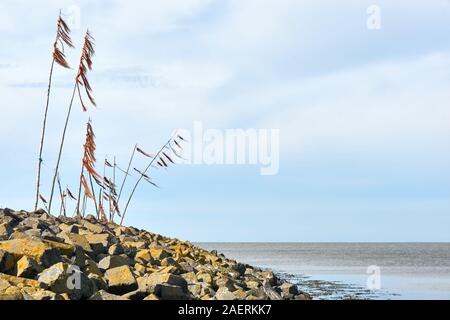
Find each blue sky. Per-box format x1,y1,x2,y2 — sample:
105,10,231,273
0,0,449,242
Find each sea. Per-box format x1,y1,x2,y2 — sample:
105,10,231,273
197,243,450,300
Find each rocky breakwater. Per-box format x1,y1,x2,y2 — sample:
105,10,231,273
0,208,311,300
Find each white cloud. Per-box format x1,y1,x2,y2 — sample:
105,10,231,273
260,52,450,155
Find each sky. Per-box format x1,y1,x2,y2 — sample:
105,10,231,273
0,0,449,242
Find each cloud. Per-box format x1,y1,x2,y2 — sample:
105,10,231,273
259,52,450,156
1,0,450,241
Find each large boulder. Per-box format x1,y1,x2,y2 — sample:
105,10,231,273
134,249,155,265
137,273,188,294
98,255,129,271
42,239,75,256
85,233,110,254
104,265,137,295
82,221,105,234
60,233,93,255
0,239,62,267
148,247,172,260
38,262,94,299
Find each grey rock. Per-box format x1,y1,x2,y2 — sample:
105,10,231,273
38,262,94,300
24,228,42,238
98,255,129,271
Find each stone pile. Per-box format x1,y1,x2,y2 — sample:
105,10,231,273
0,208,311,300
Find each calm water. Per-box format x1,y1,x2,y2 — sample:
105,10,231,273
197,243,450,300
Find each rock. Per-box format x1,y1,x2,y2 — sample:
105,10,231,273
83,258,103,277
215,276,237,291
0,223,13,240
159,265,178,274
134,249,154,265
234,263,246,276
21,286,60,300
137,273,188,294
187,283,202,296
42,239,75,256
84,214,97,222
246,288,268,300
0,208,302,301
8,231,32,240
38,262,94,299
161,257,180,267
105,265,137,295
295,292,312,300
24,229,42,238
82,221,105,234
197,272,214,285
180,271,197,284
134,263,146,276
108,244,124,255
41,230,62,242
85,233,110,253
148,247,171,260
98,255,129,271
280,282,299,295
71,246,87,268
121,288,148,300
38,212,56,223
214,287,237,300
123,241,147,250
155,284,190,300
233,289,248,300
262,286,283,300
245,279,261,289
0,286,24,300
0,250,15,273
16,256,43,278
88,273,108,291
0,239,62,267
0,278,10,291
90,290,128,300
61,233,93,255
59,223,79,234
19,217,46,230
0,273,44,289
261,270,278,286
114,226,129,236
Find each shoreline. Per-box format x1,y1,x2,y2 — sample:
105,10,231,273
198,242,450,300
0,208,310,300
